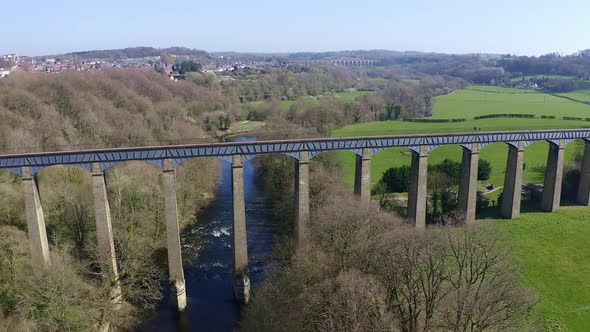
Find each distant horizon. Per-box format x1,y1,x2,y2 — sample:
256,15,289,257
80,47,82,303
3,45,588,58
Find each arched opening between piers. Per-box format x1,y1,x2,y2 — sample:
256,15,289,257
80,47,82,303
0,169,26,230
562,139,587,205
478,139,585,218
35,165,94,253
371,144,472,225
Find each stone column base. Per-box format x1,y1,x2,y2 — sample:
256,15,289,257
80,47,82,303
171,280,187,311
233,273,251,304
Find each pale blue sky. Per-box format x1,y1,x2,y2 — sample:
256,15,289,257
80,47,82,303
2,0,589,56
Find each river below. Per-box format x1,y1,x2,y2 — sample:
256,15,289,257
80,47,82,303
138,136,281,331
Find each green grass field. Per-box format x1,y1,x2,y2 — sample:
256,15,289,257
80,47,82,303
482,207,590,330
277,91,374,110
334,91,373,102
431,85,590,119
402,78,421,85
332,85,590,188
366,77,391,85
558,90,590,103
229,120,266,134
280,99,297,109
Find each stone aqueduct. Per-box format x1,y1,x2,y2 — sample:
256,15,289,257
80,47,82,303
2,129,590,308
303,59,376,67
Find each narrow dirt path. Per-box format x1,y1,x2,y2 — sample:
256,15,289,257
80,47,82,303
482,186,503,195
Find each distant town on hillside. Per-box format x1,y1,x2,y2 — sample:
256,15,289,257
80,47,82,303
2,47,590,94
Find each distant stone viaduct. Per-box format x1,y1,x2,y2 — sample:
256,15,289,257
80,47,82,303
2,129,590,309
303,59,376,67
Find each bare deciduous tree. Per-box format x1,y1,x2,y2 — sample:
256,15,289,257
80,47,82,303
240,164,536,332
61,201,94,254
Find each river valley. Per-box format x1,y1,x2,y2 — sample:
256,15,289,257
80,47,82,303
139,137,281,331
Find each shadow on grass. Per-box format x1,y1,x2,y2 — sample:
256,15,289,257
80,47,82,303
476,206,502,219
520,200,546,213
476,199,546,219
559,199,578,207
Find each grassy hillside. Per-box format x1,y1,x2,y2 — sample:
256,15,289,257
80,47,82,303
332,85,590,189
558,89,590,103
333,117,590,137
484,207,590,330
431,85,590,119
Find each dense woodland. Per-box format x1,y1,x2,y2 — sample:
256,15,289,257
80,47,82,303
0,70,226,151
56,47,210,62
0,70,223,330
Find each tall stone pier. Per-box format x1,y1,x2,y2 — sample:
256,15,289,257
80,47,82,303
457,143,479,225
354,147,371,204
501,142,525,218
541,140,565,212
162,159,187,311
91,163,122,305
577,140,590,205
407,145,428,228
294,151,310,248
22,166,51,271
231,155,250,304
